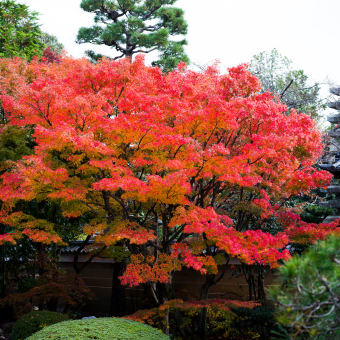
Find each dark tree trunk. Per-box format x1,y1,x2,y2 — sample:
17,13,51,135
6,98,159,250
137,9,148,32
73,237,91,274
256,265,266,303
36,243,49,275
198,266,227,339
157,279,175,305
150,279,174,336
242,264,266,302
0,224,5,298
199,264,227,300
110,262,126,316
199,307,208,340
200,273,215,300
0,244,5,298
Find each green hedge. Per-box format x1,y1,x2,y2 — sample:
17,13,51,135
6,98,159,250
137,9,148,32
11,310,69,340
27,317,169,340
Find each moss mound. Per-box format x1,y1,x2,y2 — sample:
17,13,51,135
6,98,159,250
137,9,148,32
27,317,169,340
11,310,69,340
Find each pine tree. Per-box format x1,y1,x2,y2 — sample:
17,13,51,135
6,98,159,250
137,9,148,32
77,0,189,72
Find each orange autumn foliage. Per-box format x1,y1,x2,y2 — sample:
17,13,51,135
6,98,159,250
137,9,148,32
0,56,336,288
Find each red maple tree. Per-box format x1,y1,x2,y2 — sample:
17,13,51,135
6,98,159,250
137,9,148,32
0,56,337,303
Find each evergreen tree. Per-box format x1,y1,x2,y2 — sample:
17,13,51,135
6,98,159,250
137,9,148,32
0,0,44,60
0,0,63,61
249,49,325,120
77,0,189,72
39,32,64,55
270,236,340,339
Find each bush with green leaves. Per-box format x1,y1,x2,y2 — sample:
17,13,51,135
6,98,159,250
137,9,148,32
11,310,69,340
26,317,169,340
126,299,278,340
270,235,340,339
230,306,277,340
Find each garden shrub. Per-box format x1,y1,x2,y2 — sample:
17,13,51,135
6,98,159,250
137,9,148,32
26,317,169,340
230,306,277,340
11,310,69,340
270,235,340,339
0,269,92,318
126,299,265,339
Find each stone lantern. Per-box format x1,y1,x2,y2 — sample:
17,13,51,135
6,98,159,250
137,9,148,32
319,86,340,222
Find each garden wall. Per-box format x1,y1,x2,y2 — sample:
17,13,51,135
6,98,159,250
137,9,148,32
59,256,275,316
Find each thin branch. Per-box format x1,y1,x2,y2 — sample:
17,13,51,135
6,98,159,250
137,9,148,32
132,47,159,54
280,79,294,98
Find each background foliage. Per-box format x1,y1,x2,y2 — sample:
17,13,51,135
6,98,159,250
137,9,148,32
249,49,325,120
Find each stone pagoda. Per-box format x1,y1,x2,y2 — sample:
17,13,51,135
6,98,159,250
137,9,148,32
319,86,340,222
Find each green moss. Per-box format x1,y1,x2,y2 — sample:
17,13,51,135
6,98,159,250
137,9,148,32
27,317,169,340
11,310,69,340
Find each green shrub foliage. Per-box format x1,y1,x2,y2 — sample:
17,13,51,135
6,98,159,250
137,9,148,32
230,306,277,340
126,299,277,340
270,235,340,339
11,310,69,340
26,317,169,340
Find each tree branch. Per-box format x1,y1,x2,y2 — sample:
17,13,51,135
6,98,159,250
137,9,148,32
280,79,294,98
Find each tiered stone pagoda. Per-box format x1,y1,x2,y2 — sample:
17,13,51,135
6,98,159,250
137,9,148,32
319,86,340,222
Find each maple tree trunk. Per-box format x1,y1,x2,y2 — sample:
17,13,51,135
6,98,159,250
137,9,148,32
164,306,170,336
73,236,91,274
242,264,255,300
158,281,174,305
198,307,208,340
36,243,49,275
199,264,227,300
148,282,160,306
161,280,174,337
110,262,126,316
146,273,175,307
198,267,227,339
199,274,215,300
0,243,5,297
0,224,5,297
256,265,266,303
146,280,173,335
242,264,266,302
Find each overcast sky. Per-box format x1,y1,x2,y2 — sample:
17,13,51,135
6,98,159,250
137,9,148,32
22,0,340,87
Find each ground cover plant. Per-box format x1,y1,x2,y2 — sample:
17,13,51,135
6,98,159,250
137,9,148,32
26,317,169,340
0,55,338,308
